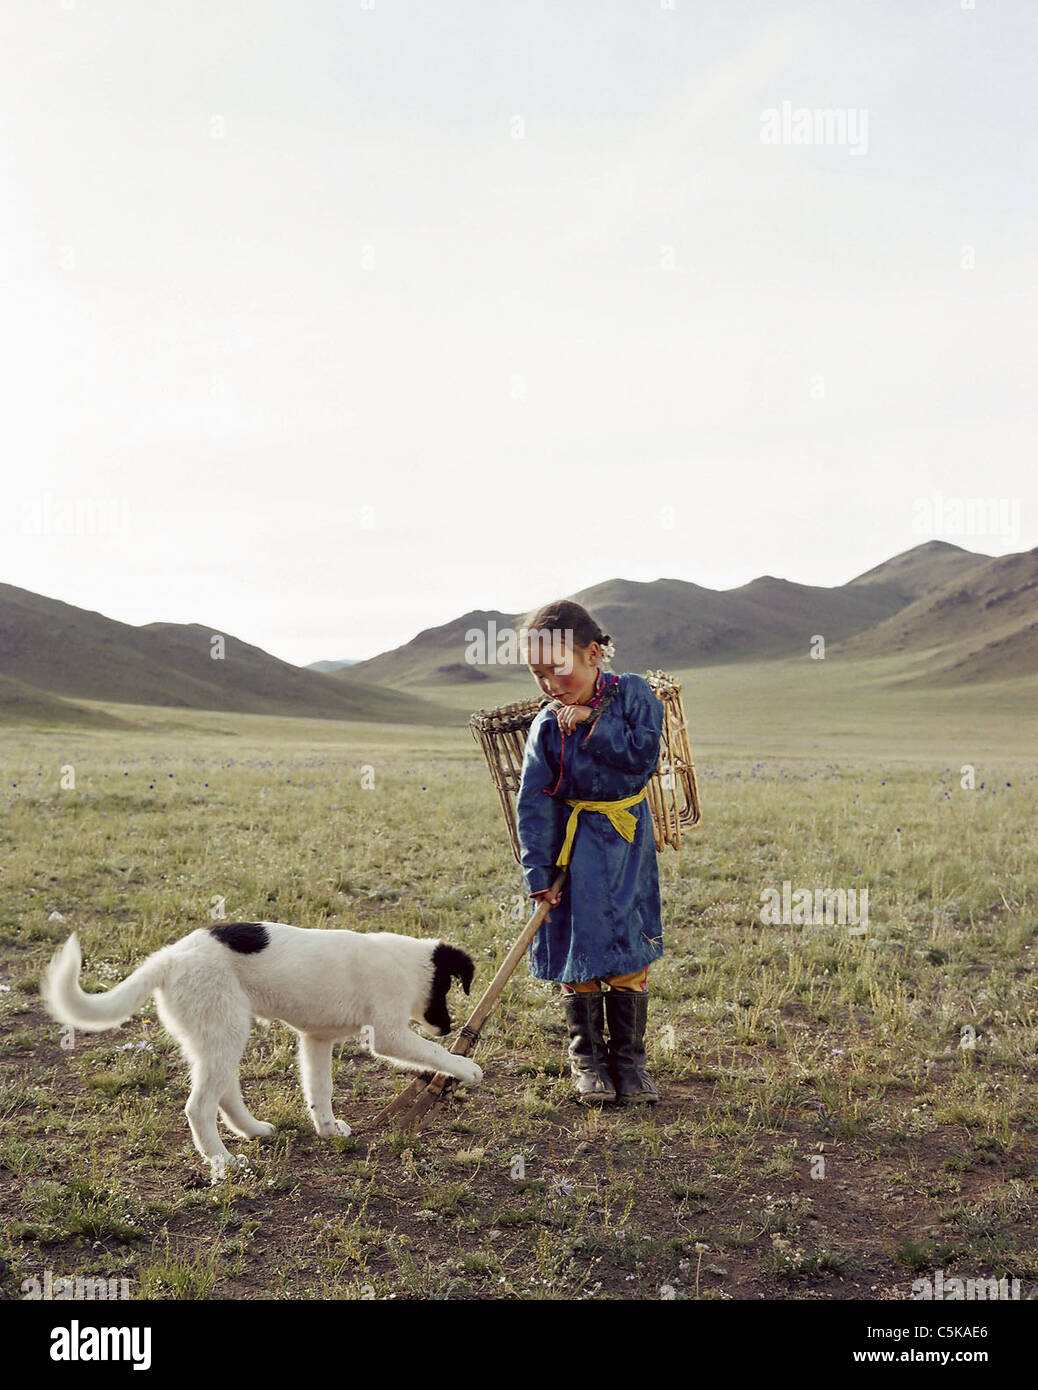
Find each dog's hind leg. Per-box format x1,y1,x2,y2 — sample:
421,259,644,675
218,1078,275,1141
163,974,254,1178
298,1035,351,1138
185,1058,244,1176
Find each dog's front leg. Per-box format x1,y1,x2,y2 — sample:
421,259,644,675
298,1035,351,1138
371,1031,483,1088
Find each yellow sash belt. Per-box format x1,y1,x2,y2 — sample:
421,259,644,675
555,787,648,868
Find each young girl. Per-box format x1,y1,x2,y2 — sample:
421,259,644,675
516,600,665,1105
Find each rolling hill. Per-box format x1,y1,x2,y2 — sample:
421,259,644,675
0,585,457,725
333,541,1004,688
3,541,1030,731
845,540,993,600
834,546,1038,683
0,673,138,728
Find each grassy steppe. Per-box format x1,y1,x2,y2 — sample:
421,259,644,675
1,657,1035,1300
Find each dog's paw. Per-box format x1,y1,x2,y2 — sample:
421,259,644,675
251,1121,276,1139
208,1154,231,1181
315,1118,352,1138
209,1153,250,1183
455,1060,483,1087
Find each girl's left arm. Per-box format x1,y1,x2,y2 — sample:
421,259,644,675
585,674,663,780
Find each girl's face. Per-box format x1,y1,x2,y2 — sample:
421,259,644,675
527,637,600,705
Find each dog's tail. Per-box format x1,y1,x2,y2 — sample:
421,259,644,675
41,934,170,1032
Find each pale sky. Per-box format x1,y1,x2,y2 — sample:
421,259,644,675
2,0,1035,665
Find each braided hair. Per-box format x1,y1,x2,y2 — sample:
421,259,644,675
519,600,615,670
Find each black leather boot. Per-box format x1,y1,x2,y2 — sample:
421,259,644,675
562,992,616,1104
605,990,659,1104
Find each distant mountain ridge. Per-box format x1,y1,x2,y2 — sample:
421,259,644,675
306,658,360,673
2,542,1032,729
0,584,457,726
835,547,1038,683
333,541,1013,688
845,541,993,599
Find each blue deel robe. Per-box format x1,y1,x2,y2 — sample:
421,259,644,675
516,669,665,984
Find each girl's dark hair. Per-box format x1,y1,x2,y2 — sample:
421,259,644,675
519,600,611,662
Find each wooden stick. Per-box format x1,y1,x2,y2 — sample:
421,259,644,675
370,868,567,1130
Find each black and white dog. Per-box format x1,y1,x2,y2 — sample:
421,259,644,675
42,922,481,1176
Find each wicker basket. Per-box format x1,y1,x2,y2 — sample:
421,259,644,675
469,669,701,861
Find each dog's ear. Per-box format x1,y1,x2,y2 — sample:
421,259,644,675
455,949,474,996
434,943,474,996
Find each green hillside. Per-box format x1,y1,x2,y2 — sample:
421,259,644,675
846,538,993,599
835,548,1038,684
0,585,457,726
0,674,137,729
336,542,999,688
3,541,1026,735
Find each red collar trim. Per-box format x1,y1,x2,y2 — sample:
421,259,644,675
542,668,618,795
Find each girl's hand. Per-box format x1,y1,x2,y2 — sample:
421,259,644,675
531,886,562,920
554,703,592,733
